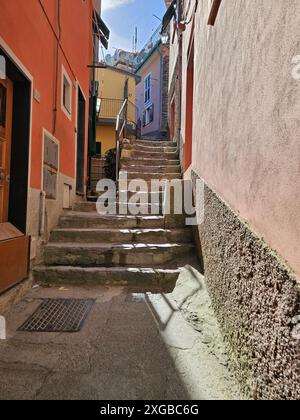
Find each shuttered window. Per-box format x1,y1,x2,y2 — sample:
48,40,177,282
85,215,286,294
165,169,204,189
144,73,151,105
43,132,59,200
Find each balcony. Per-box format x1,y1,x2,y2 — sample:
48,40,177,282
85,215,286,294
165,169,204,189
97,97,140,134
97,97,138,122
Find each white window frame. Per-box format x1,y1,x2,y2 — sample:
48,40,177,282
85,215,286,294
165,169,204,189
144,73,151,106
144,104,154,127
61,65,72,120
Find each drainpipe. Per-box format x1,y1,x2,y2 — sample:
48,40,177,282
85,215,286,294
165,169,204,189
177,0,183,161
53,0,61,135
39,191,46,236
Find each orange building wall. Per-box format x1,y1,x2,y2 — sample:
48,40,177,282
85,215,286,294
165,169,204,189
0,0,93,189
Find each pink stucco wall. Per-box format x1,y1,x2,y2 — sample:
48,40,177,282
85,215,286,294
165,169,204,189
170,0,300,279
136,51,161,137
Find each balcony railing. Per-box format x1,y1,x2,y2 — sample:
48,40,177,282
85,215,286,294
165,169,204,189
97,97,139,125
136,24,162,69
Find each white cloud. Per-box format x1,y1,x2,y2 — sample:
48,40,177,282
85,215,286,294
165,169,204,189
102,0,134,12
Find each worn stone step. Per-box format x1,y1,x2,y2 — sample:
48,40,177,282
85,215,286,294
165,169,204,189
87,190,165,202
74,201,163,214
74,202,97,212
124,144,178,154
50,228,193,244
44,242,194,267
59,212,168,229
136,140,176,147
33,265,182,287
126,150,178,159
124,172,181,181
121,157,180,166
121,164,181,174
122,190,164,200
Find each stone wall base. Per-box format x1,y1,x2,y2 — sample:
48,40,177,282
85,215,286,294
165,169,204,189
0,274,34,316
192,170,300,400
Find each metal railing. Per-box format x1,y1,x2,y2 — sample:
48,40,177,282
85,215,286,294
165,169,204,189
136,24,162,69
115,98,128,181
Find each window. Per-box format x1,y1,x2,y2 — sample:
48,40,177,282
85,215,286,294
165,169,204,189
61,66,72,119
143,104,154,127
96,141,102,156
144,73,151,105
43,131,59,199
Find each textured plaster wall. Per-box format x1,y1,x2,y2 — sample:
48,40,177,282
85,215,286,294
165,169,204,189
189,0,300,278
192,172,300,400
166,0,300,398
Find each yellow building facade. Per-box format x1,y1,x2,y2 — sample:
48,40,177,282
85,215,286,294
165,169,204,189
95,65,138,156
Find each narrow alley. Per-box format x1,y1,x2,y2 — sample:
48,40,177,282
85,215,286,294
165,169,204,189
0,0,300,402
0,276,242,400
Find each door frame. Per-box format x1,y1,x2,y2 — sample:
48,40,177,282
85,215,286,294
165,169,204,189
0,78,13,223
0,38,33,294
75,82,87,195
0,36,33,234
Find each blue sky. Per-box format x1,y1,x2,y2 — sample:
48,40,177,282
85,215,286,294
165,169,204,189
102,0,166,55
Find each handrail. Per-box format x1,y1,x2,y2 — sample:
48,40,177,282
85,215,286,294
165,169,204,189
115,98,128,182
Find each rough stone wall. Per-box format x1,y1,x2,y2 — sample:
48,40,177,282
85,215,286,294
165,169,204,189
192,170,300,400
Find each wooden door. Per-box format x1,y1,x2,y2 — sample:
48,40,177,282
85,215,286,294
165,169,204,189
0,78,13,223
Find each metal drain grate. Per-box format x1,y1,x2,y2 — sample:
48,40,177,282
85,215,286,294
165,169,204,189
18,299,95,333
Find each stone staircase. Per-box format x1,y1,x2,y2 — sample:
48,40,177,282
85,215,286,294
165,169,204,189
34,139,195,288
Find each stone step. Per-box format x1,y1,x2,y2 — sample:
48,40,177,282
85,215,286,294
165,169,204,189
123,190,164,200
50,228,193,244
124,144,178,154
44,242,194,267
121,164,181,174
74,201,163,214
59,212,168,229
136,140,176,147
124,172,181,181
33,265,182,287
74,202,97,212
124,150,178,159
121,157,180,166
87,190,165,202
